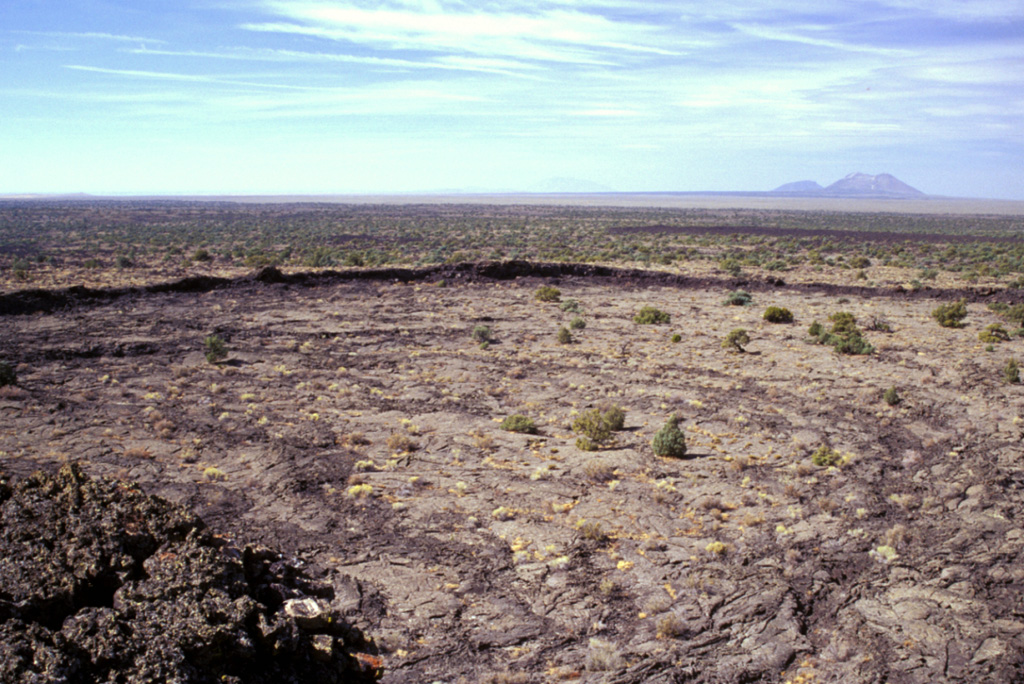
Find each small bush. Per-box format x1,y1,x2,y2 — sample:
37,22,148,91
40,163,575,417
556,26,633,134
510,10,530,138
670,333,682,343
883,387,901,406
500,414,537,434
599,404,626,431
932,299,968,328
722,328,750,353
811,446,842,467
979,323,1010,344
633,306,670,324
192,248,212,262
809,313,874,355
0,361,16,387
560,299,581,313
569,316,586,330
849,255,871,269
556,326,573,344
763,306,793,323
386,433,418,453
535,285,561,302
472,325,493,343
573,405,625,450
203,335,227,363
1005,359,1021,385
723,290,752,306
574,409,613,451
652,415,687,458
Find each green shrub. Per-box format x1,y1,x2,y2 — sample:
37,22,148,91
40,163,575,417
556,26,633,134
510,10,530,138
203,335,227,363
472,325,493,343
557,326,573,344
599,404,626,432
116,255,134,269
723,290,752,306
932,299,968,328
883,387,901,406
500,415,537,434
633,306,670,324
811,446,842,467
192,248,212,262
979,323,1010,344
849,255,871,269
560,298,581,313
810,313,874,355
652,415,687,458
1005,359,1021,385
573,409,614,451
535,285,561,302
763,306,793,323
722,328,750,353
0,361,16,387
570,316,586,330
670,333,682,343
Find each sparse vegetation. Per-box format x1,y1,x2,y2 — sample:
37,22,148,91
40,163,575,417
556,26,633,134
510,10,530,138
472,325,493,344
652,415,687,458
569,316,586,330
884,387,901,406
572,406,624,451
559,299,581,313
723,290,752,306
722,328,750,353
979,323,1010,343
535,285,561,302
633,306,670,324
556,326,573,344
811,446,842,467
932,299,968,328
500,415,537,434
1005,359,1021,385
763,306,794,323
809,312,874,355
203,335,227,363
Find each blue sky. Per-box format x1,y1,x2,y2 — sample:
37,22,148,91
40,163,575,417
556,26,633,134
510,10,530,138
1,1,1022,198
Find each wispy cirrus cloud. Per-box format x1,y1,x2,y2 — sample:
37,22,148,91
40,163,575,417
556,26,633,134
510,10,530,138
243,1,681,65
10,30,166,44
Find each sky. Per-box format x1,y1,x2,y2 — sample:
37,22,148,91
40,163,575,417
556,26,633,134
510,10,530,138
1,1,1022,199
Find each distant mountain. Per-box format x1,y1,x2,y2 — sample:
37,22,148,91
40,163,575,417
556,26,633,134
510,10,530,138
771,180,824,194
770,173,925,198
530,177,615,193
825,172,924,197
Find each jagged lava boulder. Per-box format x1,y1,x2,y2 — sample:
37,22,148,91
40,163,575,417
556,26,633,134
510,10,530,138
0,463,380,683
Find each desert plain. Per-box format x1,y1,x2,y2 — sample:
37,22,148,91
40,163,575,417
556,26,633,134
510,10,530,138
2,199,1024,683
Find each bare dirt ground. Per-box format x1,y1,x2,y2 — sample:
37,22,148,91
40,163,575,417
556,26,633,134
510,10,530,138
2,262,1024,683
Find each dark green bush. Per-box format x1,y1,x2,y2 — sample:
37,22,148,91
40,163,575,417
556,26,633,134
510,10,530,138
203,335,227,363
809,313,874,355
723,290,752,306
570,316,586,330
849,256,871,268
599,404,626,432
763,306,794,323
884,387,901,406
670,333,682,343
0,361,16,387
633,306,670,324
932,299,968,328
557,326,573,344
193,248,212,262
722,328,750,353
500,415,537,434
652,415,687,458
535,285,561,302
560,299,581,313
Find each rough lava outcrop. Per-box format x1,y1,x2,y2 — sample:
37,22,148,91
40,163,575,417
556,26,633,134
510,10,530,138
0,462,381,683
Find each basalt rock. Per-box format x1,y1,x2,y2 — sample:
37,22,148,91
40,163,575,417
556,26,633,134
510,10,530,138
0,463,380,683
